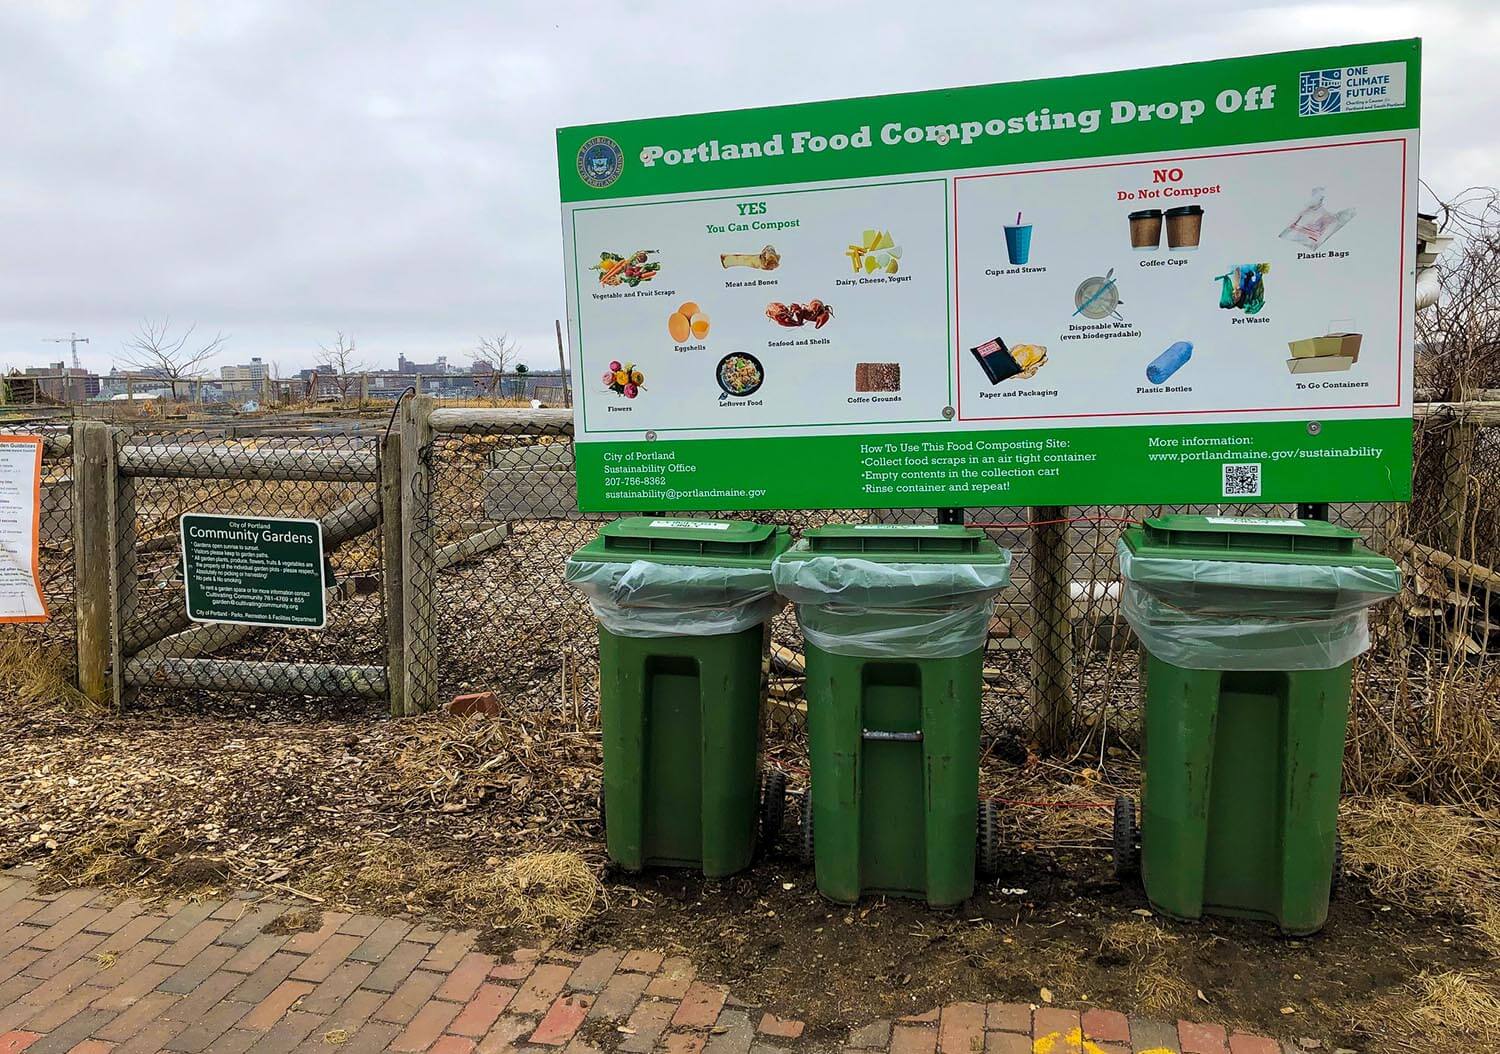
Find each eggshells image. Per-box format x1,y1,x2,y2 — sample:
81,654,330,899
689,312,710,339
667,312,691,342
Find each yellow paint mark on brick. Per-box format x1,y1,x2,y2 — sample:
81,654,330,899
1031,1028,1108,1054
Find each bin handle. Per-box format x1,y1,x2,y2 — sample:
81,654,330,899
861,729,923,742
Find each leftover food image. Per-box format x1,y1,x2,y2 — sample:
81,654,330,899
721,245,781,270
854,362,901,392
1145,340,1193,384
1165,205,1204,250
717,353,765,398
667,301,711,342
1073,269,1124,320
591,250,661,287
1280,187,1356,250
970,336,1047,385
766,300,834,329
601,360,646,399
1004,213,1032,266
1215,263,1270,315
1286,330,1362,374
846,229,902,274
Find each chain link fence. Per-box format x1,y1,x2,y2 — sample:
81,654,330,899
107,425,389,710
412,409,1500,794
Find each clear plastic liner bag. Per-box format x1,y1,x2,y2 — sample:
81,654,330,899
772,552,1012,658
1279,187,1357,250
564,557,780,638
1117,543,1400,671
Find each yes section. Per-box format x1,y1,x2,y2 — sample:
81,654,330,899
576,417,1412,510
571,178,952,436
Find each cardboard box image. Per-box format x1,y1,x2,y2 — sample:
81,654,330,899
1288,332,1363,361
1286,355,1356,374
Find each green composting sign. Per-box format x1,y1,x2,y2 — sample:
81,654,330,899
558,40,1420,510
180,514,326,629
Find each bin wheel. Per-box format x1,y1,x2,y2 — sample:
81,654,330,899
977,798,1002,879
1112,795,1140,882
1331,832,1344,899
797,792,815,866
759,768,788,851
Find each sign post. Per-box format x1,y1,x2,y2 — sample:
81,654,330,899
558,40,1419,511
180,513,326,629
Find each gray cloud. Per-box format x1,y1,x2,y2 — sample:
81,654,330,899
1,1,1490,375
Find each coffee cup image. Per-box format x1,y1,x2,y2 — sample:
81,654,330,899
1128,209,1163,251
1166,205,1204,251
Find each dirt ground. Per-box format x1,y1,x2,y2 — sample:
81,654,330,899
0,658,1494,1051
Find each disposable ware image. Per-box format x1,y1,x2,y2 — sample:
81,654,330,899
1004,212,1033,265
1166,205,1204,250
1146,341,1193,384
1128,209,1163,251
1280,187,1356,250
1073,269,1123,320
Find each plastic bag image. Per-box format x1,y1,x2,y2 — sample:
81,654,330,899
1279,186,1356,250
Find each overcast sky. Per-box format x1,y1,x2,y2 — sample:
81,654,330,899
1,1,1492,376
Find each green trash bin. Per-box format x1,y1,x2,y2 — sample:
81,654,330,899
566,517,793,878
1115,514,1401,934
772,525,1012,908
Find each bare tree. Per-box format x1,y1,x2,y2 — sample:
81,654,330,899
120,317,227,399
317,331,363,401
474,334,519,396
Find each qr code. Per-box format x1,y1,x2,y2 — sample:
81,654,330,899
1222,462,1262,497
1299,69,1342,115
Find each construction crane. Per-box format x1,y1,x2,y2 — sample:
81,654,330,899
44,332,89,370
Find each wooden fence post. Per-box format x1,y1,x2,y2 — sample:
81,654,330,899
400,395,437,712
380,431,407,717
104,426,138,709
1028,505,1074,753
72,421,112,704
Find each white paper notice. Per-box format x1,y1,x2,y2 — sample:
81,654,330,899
0,436,47,622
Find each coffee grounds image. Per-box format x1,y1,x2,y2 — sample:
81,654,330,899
855,362,901,392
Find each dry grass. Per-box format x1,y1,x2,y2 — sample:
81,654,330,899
301,838,601,936
1133,954,1197,1018
1094,917,1192,1019
45,817,227,893
1404,971,1500,1040
0,635,98,714
1098,918,1179,960
1340,795,1500,951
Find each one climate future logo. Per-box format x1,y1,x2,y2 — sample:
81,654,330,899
577,136,623,188
1300,69,1343,115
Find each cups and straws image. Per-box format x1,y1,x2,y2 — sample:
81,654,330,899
1165,205,1204,250
1073,268,1124,321
1145,340,1193,384
1004,212,1033,266
1128,209,1164,251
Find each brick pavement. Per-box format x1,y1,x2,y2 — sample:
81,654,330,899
0,868,1295,1054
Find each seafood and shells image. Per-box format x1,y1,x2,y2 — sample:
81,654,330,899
766,300,833,329
667,301,710,342
591,250,660,287
601,360,645,399
716,353,764,398
720,245,780,270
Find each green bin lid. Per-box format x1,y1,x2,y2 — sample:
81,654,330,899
786,523,1008,564
570,516,791,568
1123,514,1393,568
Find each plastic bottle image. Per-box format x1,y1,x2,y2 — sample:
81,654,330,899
1146,341,1193,384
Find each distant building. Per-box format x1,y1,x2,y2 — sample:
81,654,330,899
20,362,99,402
220,357,269,394
397,354,448,375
